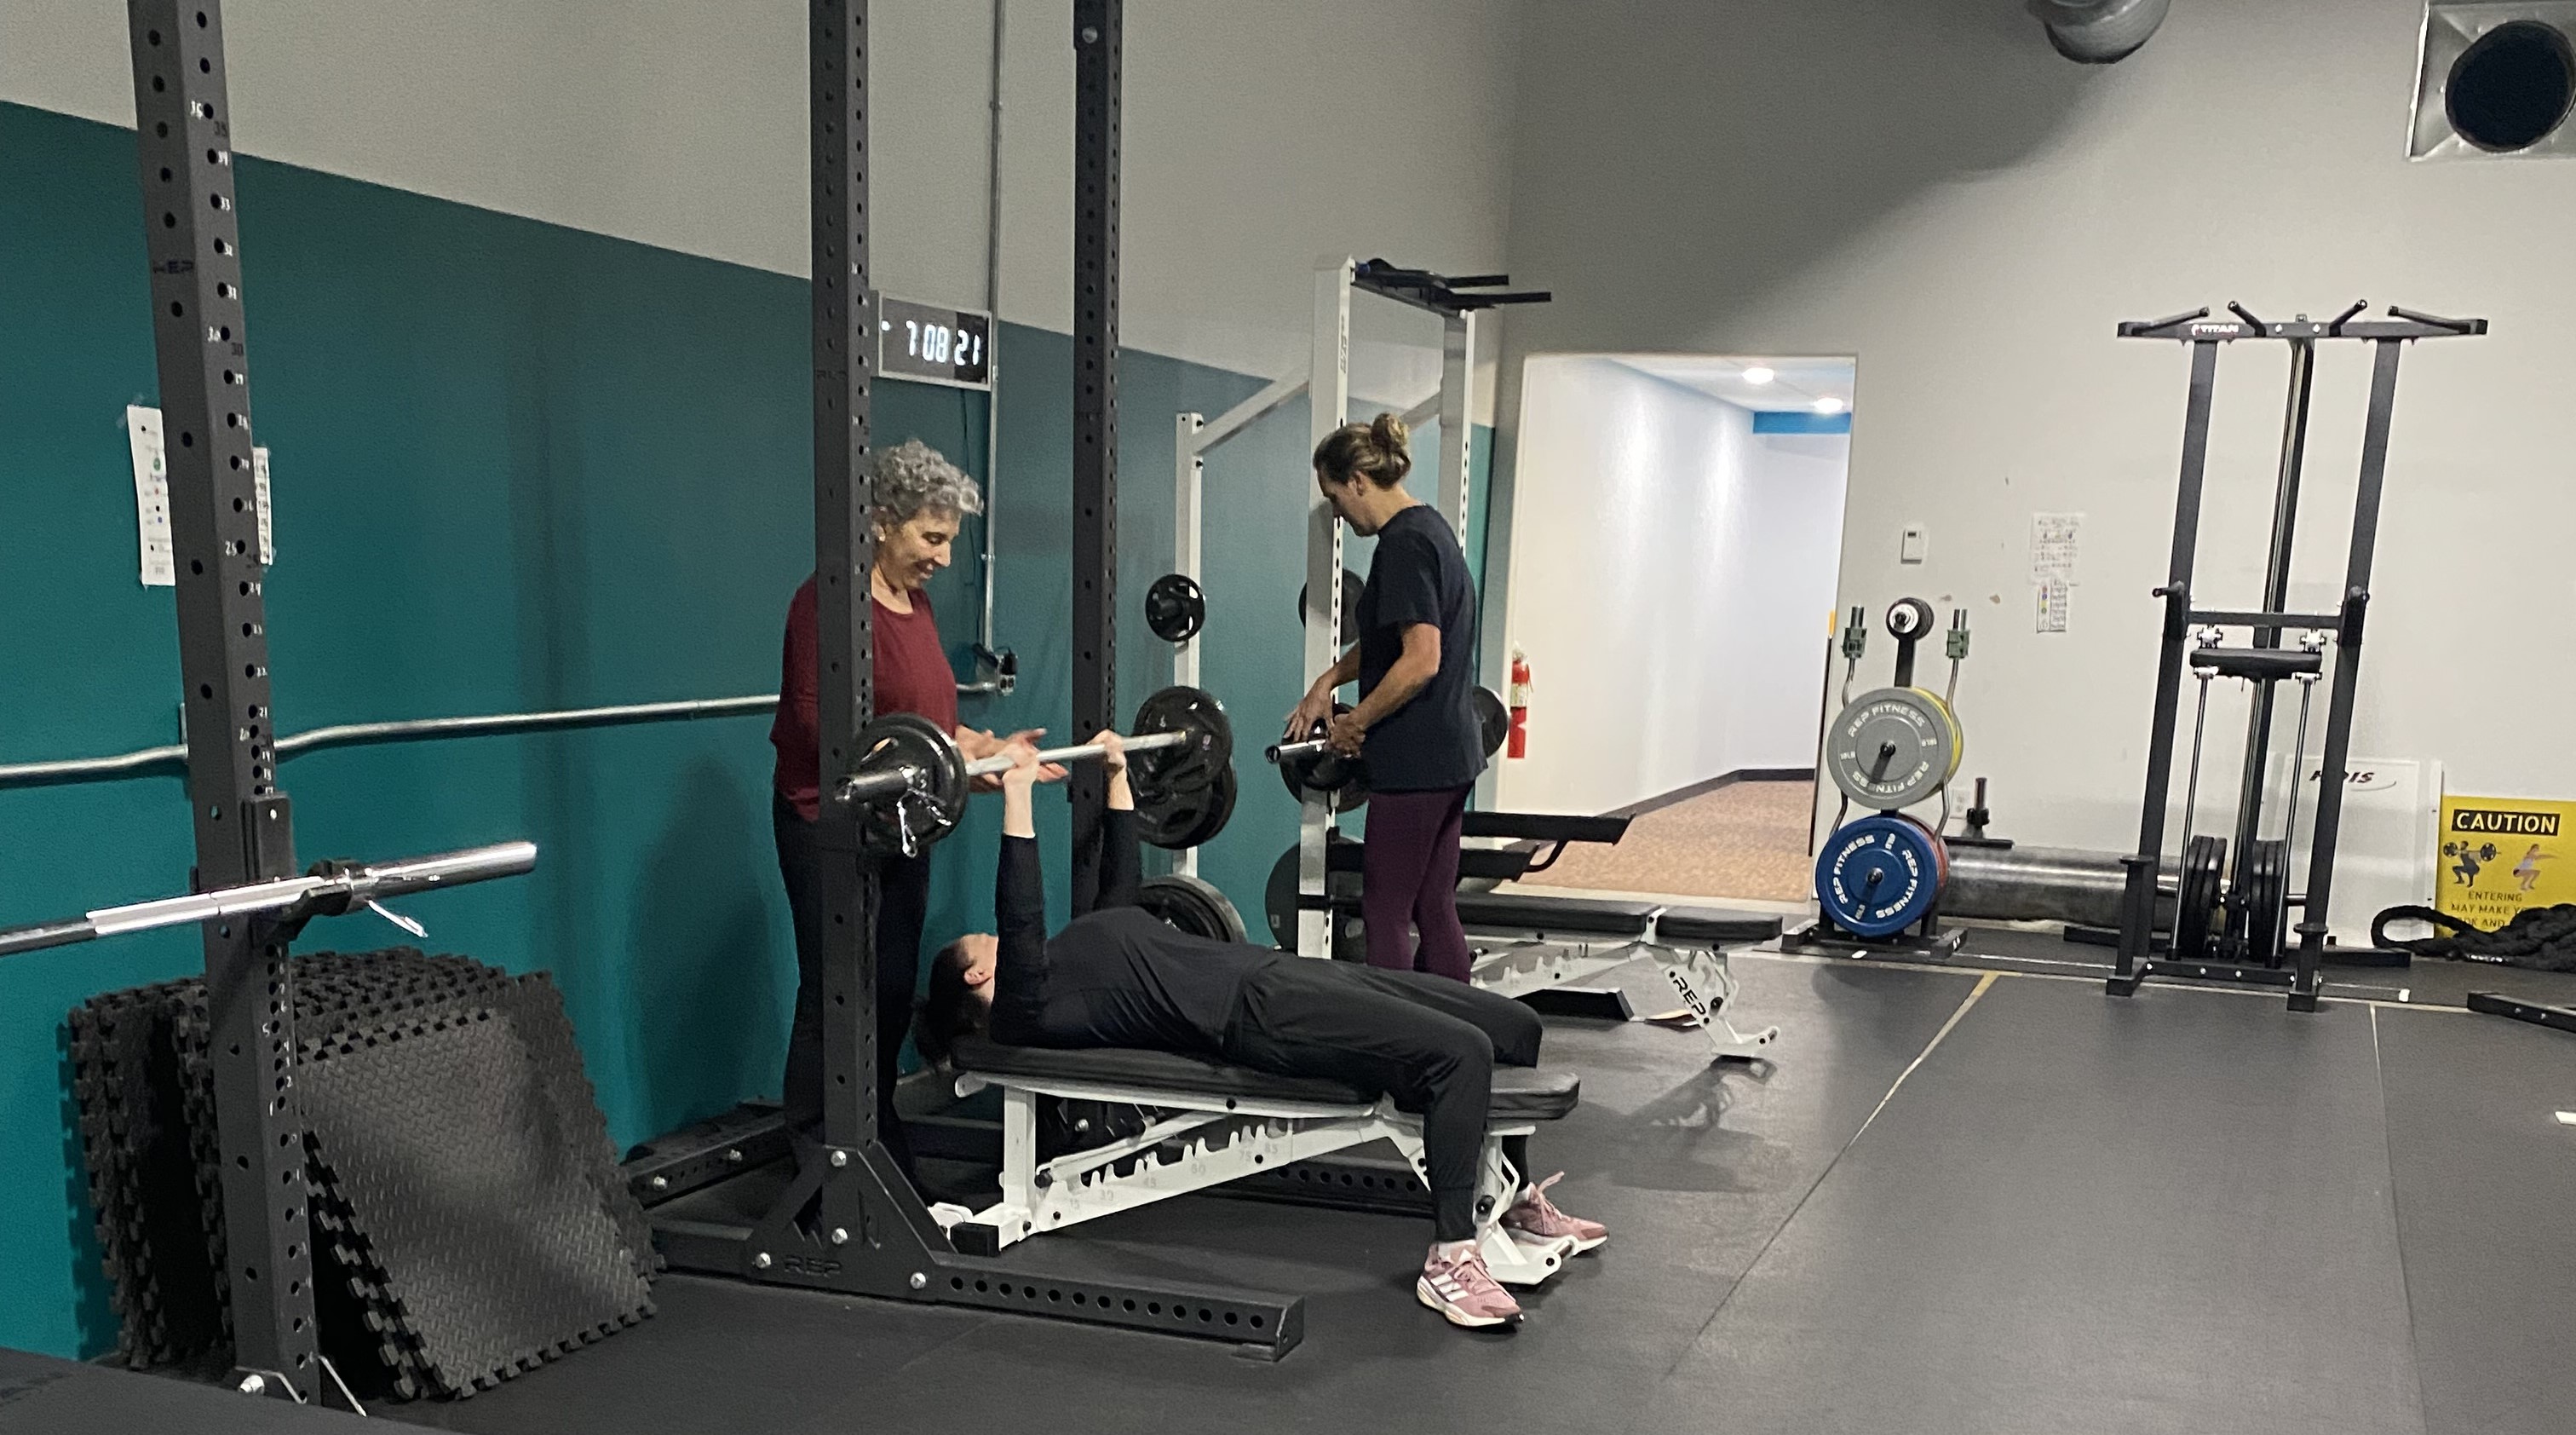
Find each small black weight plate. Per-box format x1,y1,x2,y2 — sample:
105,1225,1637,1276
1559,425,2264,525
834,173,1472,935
1144,573,1206,643
1297,568,1367,637
1474,684,1509,758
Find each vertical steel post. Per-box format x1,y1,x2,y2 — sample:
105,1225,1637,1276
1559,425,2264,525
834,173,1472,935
2113,339,2222,989
125,1,319,1392
1071,0,1122,914
2291,340,2406,1011
2226,337,2316,906
811,0,878,1150
1173,412,1204,879
1299,258,1354,958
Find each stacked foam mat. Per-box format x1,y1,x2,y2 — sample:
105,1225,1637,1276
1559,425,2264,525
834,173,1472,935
66,948,656,1400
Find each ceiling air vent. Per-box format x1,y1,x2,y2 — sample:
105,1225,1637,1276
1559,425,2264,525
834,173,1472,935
2029,0,2171,65
2412,3,2576,158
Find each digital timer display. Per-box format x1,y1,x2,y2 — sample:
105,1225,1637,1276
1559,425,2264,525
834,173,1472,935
877,295,993,390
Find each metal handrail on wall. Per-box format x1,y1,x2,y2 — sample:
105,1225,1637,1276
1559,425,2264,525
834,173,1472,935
0,694,780,791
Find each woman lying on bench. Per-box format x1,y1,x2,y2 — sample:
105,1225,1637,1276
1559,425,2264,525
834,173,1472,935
914,735,1605,1329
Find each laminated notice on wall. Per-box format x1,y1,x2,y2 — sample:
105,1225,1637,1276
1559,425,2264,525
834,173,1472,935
125,404,270,585
126,405,174,587
2030,511,2082,584
2035,578,2070,633
2436,793,2576,931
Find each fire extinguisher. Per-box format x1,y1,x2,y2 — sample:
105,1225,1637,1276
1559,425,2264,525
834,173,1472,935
1506,648,1532,759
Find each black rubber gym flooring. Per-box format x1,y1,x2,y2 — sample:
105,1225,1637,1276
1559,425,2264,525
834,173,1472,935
20,950,2573,1435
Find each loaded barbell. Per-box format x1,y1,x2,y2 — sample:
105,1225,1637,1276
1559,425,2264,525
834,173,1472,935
1266,686,1509,807
839,684,1235,855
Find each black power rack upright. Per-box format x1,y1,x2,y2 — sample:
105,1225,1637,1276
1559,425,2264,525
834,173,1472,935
2108,301,2484,1011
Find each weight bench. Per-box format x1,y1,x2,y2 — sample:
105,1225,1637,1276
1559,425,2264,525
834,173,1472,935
1453,892,1785,1061
945,1036,1585,1288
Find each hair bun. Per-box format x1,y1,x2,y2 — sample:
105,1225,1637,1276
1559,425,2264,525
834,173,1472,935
1369,412,1411,454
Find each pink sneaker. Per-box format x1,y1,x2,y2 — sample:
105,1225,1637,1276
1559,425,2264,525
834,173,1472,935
1503,1173,1607,1253
1417,1246,1522,1328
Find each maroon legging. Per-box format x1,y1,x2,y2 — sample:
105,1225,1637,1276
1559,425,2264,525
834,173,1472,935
1361,785,1475,982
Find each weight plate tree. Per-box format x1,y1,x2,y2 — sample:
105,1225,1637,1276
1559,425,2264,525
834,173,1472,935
1137,873,1249,943
1814,813,1947,938
1825,687,1964,810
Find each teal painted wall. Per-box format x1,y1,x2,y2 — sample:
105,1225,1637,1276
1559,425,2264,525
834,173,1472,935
0,101,1488,1359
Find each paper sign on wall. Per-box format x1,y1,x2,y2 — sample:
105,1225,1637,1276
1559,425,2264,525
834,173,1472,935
2035,578,2070,633
2436,793,2576,931
2031,511,2080,633
125,404,271,587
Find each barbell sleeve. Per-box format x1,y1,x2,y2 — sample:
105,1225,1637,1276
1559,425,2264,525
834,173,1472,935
0,840,540,960
1267,737,1333,764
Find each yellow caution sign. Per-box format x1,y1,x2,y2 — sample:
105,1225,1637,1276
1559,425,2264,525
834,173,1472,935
2436,794,2576,929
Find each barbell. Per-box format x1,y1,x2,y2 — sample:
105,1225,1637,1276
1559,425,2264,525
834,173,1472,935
1266,686,1509,806
839,684,1235,855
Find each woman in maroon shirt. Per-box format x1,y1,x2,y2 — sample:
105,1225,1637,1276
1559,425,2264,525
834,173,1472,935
771,439,1054,1175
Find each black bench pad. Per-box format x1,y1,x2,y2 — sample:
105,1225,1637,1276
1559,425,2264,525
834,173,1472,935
952,1037,1580,1122
1455,892,1659,936
1655,907,1785,942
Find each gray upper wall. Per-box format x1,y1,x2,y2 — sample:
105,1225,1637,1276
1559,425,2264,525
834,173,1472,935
2,0,1522,406
1496,0,2576,847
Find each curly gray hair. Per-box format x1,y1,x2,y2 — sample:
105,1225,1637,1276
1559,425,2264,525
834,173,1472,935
871,438,983,527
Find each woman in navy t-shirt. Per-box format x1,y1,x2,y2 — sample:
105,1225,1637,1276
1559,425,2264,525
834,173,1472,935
1287,415,1486,980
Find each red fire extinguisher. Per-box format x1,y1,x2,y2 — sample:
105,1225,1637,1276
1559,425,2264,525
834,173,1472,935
1506,649,1532,759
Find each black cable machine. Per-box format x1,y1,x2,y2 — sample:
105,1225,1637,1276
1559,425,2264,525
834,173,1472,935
2108,302,2484,1011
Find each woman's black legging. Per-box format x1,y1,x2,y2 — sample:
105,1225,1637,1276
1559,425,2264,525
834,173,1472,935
1222,959,1541,1242
776,792,932,1176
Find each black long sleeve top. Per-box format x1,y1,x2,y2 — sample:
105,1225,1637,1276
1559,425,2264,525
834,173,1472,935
986,809,1279,1052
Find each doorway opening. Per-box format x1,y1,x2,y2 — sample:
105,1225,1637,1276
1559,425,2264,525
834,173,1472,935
1495,353,1853,903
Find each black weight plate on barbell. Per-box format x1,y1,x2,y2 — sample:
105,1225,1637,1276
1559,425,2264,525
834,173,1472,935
1127,685,1233,804
2171,833,2225,962
852,713,968,854
1144,573,1206,644
1277,703,1370,810
1136,873,1250,944
1474,684,1509,758
1139,764,1237,851
1297,568,1368,637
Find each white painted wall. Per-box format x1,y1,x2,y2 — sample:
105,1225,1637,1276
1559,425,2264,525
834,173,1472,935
1493,0,2576,854
2,0,1519,403
1496,357,1845,815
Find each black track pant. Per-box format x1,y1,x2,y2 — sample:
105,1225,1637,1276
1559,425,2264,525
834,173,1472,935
1222,960,1542,1242
776,794,933,1176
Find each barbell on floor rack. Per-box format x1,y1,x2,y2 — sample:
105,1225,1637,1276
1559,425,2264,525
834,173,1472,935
0,841,540,960
839,684,1234,854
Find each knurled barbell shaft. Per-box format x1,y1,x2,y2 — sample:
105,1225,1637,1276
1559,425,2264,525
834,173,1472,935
840,728,1191,805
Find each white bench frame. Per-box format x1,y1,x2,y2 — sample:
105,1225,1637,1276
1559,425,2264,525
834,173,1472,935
1465,921,1783,1062
950,1069,1578,1288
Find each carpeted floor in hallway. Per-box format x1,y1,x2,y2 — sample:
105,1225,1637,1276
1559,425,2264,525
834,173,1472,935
1520,778,1816,902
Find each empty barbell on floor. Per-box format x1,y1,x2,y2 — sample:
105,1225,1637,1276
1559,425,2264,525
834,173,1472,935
838,684,1235,854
